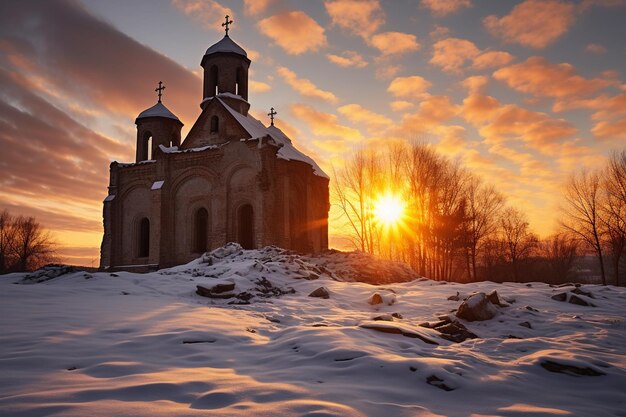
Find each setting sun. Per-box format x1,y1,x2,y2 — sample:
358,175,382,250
373,192,406,227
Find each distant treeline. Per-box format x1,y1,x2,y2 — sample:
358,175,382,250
333,143,626,286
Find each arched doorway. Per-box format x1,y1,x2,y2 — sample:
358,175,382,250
238,204,254,249
138,217,150,258
193,207,208,253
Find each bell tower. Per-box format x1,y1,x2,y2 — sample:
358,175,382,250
200,15,251,115
134,81,183,162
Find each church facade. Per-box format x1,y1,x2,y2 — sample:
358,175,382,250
100,25,329,270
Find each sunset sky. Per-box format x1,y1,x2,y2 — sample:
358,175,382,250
0,0,625,266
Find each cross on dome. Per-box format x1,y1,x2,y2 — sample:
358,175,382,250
155,81,165,103
222,15,233,37
268,107,277,126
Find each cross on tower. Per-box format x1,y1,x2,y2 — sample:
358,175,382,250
222,15,233,37
155,81,165,103
268,107,277,126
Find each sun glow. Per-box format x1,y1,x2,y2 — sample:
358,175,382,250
373,192,406,227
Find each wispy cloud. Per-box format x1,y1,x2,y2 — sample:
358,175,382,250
290,103,362,141
325,0,385,39
369,32,420,56
494,56,615,110
483,0,576,49
430,37,514,74
387,76,432,99
258,11,327,55
326,51,368,68
171,0,232,30
277,67,338,103
420,0,471,16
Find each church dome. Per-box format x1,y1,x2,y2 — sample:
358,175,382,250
136,102,181,122
205,35,247,57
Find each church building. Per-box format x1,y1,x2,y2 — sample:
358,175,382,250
100,19,329,270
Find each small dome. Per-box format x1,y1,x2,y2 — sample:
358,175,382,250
136,102,180,122
205,36,247,57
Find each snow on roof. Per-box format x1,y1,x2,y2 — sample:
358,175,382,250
136,102,181,122
201,93,248,107
158,143,225,154
216,92,247,101
217,98,329,179
205,36,247,57
117,159,156,168
268,125,329,179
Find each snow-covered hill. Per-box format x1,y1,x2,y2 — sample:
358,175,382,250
1,244,625,417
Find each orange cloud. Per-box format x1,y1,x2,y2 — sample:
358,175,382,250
326,51,368,68
431,38,480,73
277,67,338,103
493,56,613,103
420,0,471,16
387,76,431,99
461,90,578,155
390,100,415,112
431,38,513,73
290,103,363,141
483,0,576,49
585,43,608,54
242,0,276,15
471,51,514,70
258,11,327,55
337,103,393,133
171,0,232,30
461,75,489,94
369,32,420,56
325,0,385,39
249,80,271,93
436,125,467,155
375,64,403,80
591,119,626,140
556,93,626,119
399,95,459,133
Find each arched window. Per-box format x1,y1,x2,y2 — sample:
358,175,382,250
142,131,153,161
194,208,208,253
210,65,218,95
210,116,219,133
238,204,254,250
236,67,244,98
147,136,153,160
138,217,150,258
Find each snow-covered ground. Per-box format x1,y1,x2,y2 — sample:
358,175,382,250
1,244,625,417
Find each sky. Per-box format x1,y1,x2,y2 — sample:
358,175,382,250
0,0,625,266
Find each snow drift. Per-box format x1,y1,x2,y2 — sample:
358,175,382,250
1,244,625,417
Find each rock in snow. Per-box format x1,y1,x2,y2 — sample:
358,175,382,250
308,287,330,299
551,289,596,307
456,292,499,321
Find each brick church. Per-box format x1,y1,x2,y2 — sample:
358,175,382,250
100,20,329,270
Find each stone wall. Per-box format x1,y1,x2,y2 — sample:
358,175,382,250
101,136,329,269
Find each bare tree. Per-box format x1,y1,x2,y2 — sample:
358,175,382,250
602,149,626,286
500,207,538,282
0,211,57,273
561,169,607,285
0,210,16,274
332,149,381,254
463,177,504,281
540,233,579,283
12,216,57,272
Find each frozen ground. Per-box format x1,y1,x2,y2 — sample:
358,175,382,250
1,244,625,417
